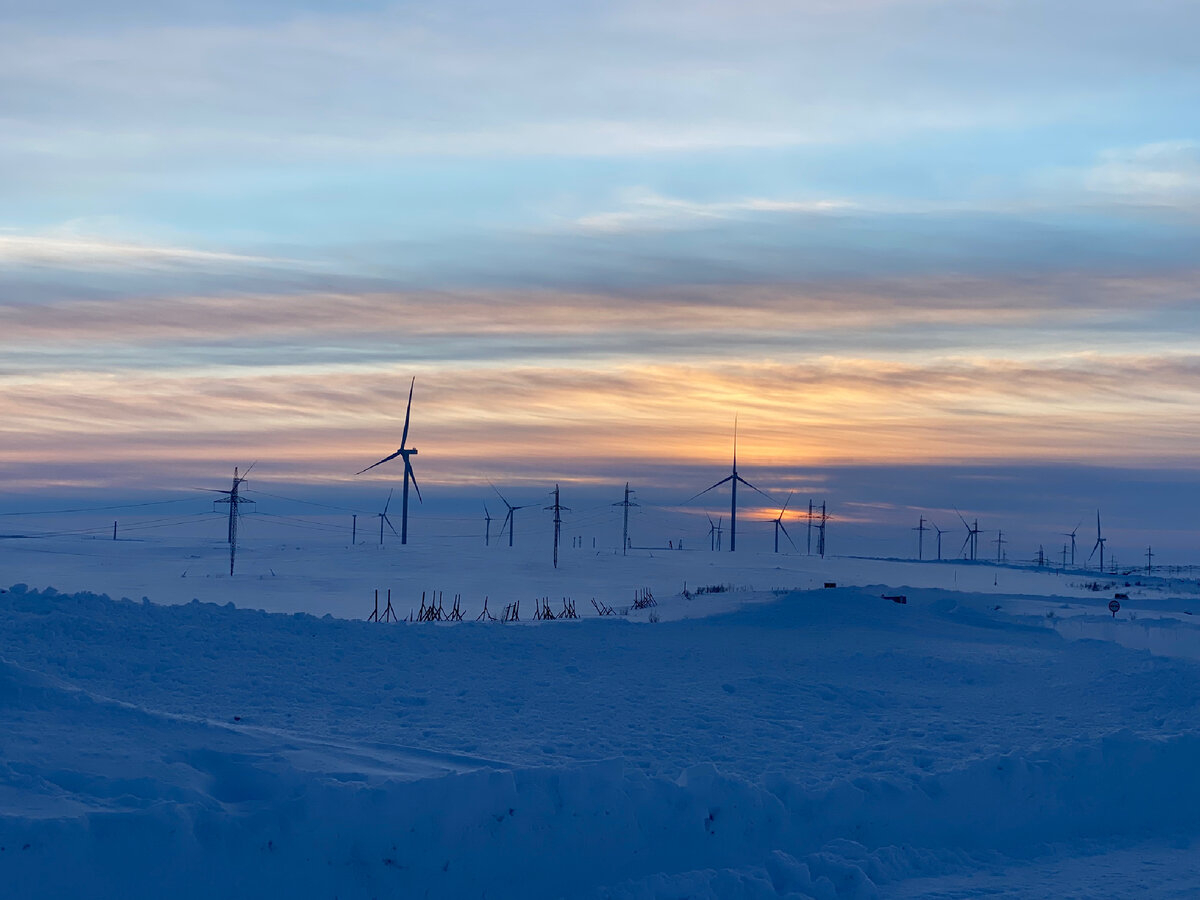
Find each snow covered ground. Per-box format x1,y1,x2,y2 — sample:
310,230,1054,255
3,529,1200,898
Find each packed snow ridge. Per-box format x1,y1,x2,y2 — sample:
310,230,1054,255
3,569,1200,898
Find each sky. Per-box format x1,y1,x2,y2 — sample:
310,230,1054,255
2,0,1200,559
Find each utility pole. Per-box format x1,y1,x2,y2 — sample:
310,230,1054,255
994,529,1006,562
818,502,827,558
1146,546,1154,575
613,483,638,556
914,515,927,560
352,514,357,545
112,520,117,541
545,484,570,569
213,466,254,576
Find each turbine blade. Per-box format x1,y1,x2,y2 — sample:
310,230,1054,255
406,460,423,503
681,475,733,505
356,448,403,476
780,521,797,549
384,514,399,536
400,377,415,449
383,488,394,514
490,481,513,510
735,475,775,503
780,491,793,515
955,507,970,530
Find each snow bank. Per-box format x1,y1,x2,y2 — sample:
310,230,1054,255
4,714,1199,899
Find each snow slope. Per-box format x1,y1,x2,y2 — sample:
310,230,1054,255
3,546,1200,898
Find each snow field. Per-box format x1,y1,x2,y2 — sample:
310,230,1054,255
3,574,1200,897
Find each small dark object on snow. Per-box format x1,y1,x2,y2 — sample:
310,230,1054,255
883,594,907,604
824,582,836,589
1114,592,1129,600
591,597,614,616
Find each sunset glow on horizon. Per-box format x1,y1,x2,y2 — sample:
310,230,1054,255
2,1,1199,556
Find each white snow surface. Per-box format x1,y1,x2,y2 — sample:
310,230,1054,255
3,532,1200,898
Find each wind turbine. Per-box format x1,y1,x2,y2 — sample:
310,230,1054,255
493,484,533,548
715,517,723,551
932,523,945,561
773,493,797,553
483,504,493,546
355,376,422,545
683,418,773,552
1088,510,1107,572
707,515,717,551
376,489,399,545
1062,521,1081,567
957,510,982,561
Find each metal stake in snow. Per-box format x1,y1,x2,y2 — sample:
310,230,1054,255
354,377,422,545
545,484,570,568
613,482,638,556
682,417,773,552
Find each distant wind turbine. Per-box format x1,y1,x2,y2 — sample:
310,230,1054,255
355,377,422,545
492,484,534,548
1088,510,1107,572
957,510,982,561
683,418,773,552
1062,520,1081,567
376,489,399,546
773,493,797,553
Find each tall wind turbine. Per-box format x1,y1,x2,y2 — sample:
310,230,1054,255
355,377,422,545
1088,510,1107,572
1062,521,1081,567
773,493,797,553
492,484,533,548
707,515,718,551
376,489,399,545
483,504,493,547
683,418,773,552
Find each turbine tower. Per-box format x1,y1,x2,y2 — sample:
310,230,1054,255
1088,510,1107,572
483,504,493,547
773,493,797,553
707,515,717,551
683,418,773,552
355,377,422,545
